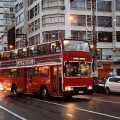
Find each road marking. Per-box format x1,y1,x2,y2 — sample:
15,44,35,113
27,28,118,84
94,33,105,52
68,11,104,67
28,97,120,120
92,98,120,104
0,105,27,120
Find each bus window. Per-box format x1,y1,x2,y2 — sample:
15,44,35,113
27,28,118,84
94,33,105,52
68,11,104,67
63,40,90,52
18,49,23,58
33,67,38,77
55,41,61,52
28,46,38,57
4,69,10,77
65,62,91,77
37,45,44,55
3,52,11,60
50,41,61,53
50,42,56,53
43,43,50,54
38,66,49,77
11,68,18,78
22,48,28,57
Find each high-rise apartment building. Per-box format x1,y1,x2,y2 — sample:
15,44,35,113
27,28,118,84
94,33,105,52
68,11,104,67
15,0,120,76
0,0,15,51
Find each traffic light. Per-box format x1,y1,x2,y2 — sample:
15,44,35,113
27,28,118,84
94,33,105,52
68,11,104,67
70,0,74,2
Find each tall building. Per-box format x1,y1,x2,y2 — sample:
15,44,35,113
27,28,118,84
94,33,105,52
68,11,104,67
0,0,15,51
15,0,120,76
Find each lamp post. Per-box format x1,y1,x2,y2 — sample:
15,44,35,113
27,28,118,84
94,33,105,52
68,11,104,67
92,0,97,73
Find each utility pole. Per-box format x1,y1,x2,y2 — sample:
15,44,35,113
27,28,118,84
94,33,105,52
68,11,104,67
92,0,97,73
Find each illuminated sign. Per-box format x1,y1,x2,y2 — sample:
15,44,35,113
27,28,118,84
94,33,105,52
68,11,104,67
16,59,35,66
73,57,86,61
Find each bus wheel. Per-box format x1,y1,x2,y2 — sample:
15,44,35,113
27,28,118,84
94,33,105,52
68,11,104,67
11,85,17,96
41,87,48,99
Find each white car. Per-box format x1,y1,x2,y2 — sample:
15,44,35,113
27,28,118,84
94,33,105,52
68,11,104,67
105,76,120,94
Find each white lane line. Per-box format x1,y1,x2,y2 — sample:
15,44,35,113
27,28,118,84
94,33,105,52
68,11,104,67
92,98,120,104
28,97,120,120
0,105,27,120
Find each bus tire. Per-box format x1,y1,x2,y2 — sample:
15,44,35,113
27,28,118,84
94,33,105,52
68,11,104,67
11,85,17,96
41,86,49,100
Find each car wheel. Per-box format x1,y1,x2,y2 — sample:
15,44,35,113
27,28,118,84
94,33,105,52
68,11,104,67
105,87,111,95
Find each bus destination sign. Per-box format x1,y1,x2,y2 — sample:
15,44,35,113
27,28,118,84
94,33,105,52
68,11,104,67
73,57,86,61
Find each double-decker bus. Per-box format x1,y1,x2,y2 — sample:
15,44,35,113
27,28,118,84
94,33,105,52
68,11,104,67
0,39,93,99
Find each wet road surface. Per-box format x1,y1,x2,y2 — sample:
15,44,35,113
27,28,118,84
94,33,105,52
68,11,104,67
0,93,120,120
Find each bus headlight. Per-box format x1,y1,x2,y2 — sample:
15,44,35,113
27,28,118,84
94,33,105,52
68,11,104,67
65,86,73,91
87,86,93,90
0,82,4,91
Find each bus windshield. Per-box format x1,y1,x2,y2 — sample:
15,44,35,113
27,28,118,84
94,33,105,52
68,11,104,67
63,40,90,52
65,62,91,77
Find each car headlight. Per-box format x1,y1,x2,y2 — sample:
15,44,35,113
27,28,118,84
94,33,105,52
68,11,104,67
65,86,74,91
87,86,93,90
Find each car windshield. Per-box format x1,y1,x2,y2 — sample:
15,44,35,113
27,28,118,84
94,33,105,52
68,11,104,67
63,40,90,52
65,62,91,77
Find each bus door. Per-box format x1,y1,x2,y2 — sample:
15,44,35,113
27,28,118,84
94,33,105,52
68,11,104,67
26,68,33,94
52,65,62,96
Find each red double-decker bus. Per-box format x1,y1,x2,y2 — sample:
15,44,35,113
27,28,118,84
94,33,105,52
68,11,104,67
0,39,93,99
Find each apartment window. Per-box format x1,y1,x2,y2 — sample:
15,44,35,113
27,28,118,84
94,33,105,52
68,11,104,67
16,41,20,49
71,30,86,39
10,7,14,12
116,31,120,42
34,4,39,16
29,34,40,46
16,12,24,25
98,17,112,27
4,13,14,18
35,19,40,30
97,0,111,12
98,32,112,42
116,0,120,11
70,14,86,26
87,15,91,26
71,0,85,9
29,36,34,46
29,22,34,33
28,4,39,20
87,0,91,10
42,30,65,42
42,14,65,26
34,34,40,44
15,1,23,13
29,8,34,19
29,18,40,33
42,0,64,10
19,13,24,22
116,16,120,27
28,0,37,6
15,26,24,34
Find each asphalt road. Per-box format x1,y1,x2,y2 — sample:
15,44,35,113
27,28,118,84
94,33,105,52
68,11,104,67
0,93,120,120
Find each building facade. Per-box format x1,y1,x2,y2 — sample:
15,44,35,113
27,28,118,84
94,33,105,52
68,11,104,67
15,0,120,77
0,0,15,51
